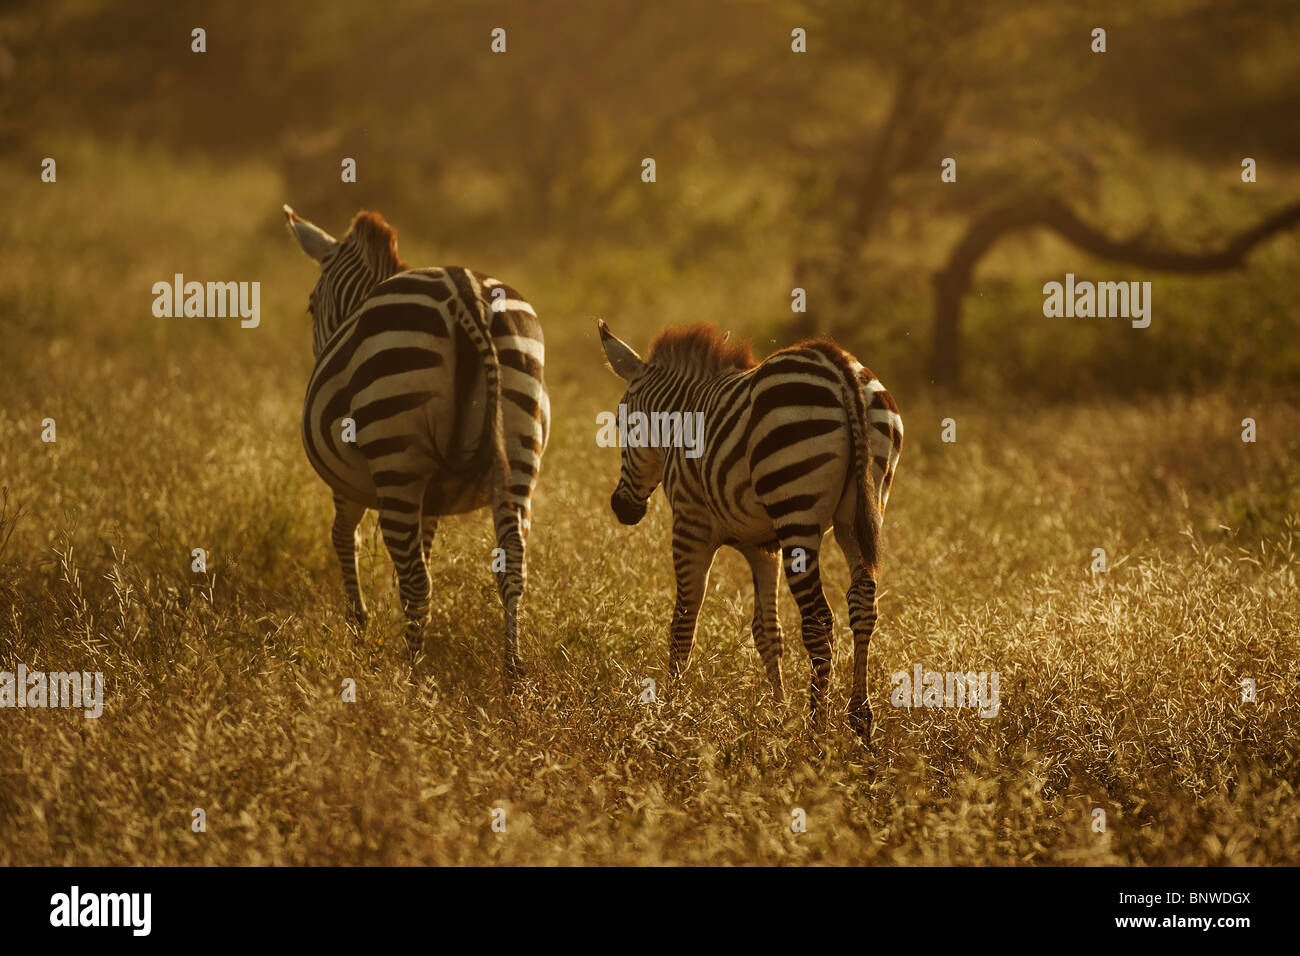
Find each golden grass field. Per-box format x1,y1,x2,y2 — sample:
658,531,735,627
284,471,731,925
1,143,1298,866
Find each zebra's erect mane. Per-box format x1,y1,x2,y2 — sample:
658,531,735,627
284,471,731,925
342,211,408,275
646,323,755,378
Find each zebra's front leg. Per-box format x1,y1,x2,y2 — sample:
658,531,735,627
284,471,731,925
491,500,527,680
376,488,430,659
742,545,784,703
668,522,715,680
331,493,369,631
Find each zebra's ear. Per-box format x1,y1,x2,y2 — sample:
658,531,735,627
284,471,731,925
283,204,338,263
598,320,645,380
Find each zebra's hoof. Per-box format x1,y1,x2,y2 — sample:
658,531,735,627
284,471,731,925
849,700,873,740
807,687,831,730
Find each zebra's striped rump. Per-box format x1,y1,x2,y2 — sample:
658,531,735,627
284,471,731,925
301,269,540,510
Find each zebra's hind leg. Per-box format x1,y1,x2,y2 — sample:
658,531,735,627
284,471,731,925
420,514,439,564
781,538,835,727
741,544,785,703
834,520,878,740
332,493,369,631
375,486,431,660
491,498,527,681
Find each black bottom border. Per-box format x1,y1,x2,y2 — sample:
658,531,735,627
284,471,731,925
0,864,1288,942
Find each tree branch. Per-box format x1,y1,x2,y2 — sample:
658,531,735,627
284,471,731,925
930,195,1300,387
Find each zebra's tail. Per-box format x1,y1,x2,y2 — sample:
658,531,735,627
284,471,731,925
433,295,507,481
836,358,881,577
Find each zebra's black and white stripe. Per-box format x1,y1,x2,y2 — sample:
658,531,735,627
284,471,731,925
598,321,902,734
286,206,549,674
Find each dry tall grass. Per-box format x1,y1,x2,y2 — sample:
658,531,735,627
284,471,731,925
1,144,1297,866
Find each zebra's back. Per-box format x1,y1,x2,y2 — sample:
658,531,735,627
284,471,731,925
665,343,901,548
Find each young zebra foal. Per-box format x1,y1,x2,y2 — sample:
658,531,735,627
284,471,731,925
285,205,549,676
597,322,902,735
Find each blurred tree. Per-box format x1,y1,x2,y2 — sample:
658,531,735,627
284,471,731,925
3,0,1298,392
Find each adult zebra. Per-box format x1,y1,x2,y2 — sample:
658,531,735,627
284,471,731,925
597,322,902,735
285,206,549,675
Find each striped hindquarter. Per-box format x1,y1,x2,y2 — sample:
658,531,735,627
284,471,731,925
599,324,902,735
304,266,549,670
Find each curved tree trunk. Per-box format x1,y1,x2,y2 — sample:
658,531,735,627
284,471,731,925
930,195,1300,387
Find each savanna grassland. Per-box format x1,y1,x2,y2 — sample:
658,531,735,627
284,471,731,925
2,137,1298,866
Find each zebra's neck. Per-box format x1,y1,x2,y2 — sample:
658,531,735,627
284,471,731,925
646,367,742,416
311,263,404,357
646,370,700,412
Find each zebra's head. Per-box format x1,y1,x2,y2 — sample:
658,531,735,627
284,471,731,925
284,205,408,355
598,321,659,526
